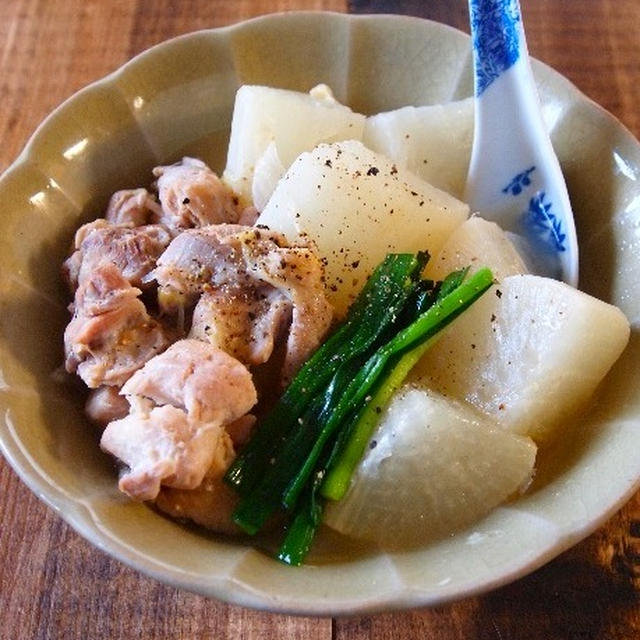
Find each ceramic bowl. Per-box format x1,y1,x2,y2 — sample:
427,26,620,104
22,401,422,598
1,12,639,615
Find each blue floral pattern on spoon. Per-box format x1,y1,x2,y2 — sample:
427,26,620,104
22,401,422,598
502,166,535,196
525,191,567,252
470,0,521,95
502,166,567,254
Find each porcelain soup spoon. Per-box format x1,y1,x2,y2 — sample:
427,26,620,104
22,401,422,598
465,0,579,286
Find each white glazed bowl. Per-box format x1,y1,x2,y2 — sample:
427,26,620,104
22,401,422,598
1,12,639,615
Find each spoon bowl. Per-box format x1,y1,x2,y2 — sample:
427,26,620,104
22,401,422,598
466,0,579,286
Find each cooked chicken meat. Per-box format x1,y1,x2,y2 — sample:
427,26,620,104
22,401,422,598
153,223,241,310
100,339,257,502
153,157,243,229
62,156,333,535
85,385,130,426
190,286,291,368
242,229,334,379
64,263,169,388
154,434,242,535
102,403,228,501
63,219,171,291
154,223,333,381
121,338,258,423
105,188,163,226
223,414,257,448
236,204,259,226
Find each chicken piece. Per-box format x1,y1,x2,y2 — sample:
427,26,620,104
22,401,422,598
237,205,259,226
154,434,242,535
153,224,242,311
224,414,257,448
105,188,163,227
62,220,171,292
102,403,227,501
85,385,130,427
242,232,335,380
153,157,242,230
100,339,257,502
62,219,108,290
121,338,258,423
153,224,333,381
189,285,291,367
64,263,169,388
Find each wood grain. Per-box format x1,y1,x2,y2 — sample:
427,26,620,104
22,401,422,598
1,1,639,639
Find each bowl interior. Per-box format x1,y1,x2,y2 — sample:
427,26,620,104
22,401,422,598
1,12,639,615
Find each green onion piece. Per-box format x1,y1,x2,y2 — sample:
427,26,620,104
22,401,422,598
233,359,360,535
277,472,325,567
320,337,437,501
276,267,494,564
319,268,470,501
225,252,426,496
282,267,494,510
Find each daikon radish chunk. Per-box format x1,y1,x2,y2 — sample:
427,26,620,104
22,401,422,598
409,274,631,444
257,140,469,316
223,84,365,206
323,387,536,547
424,216,527,282
363,98,474,198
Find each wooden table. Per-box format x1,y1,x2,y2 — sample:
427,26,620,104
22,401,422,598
1,1,639,637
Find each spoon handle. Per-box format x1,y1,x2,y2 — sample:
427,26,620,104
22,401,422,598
466,0,578,286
